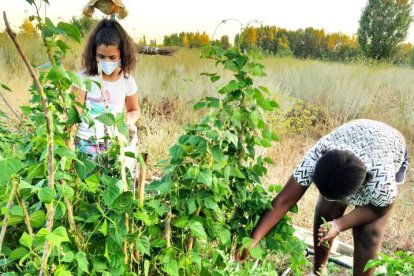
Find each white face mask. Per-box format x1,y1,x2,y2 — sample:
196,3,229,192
98,60,121,75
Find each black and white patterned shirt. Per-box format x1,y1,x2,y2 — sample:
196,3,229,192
293,119,407,207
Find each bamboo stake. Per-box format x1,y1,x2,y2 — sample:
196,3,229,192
0,179,17,254
123,213,130,264
3,13,55,276
16,188,33,237
165,207,172,248
64,198,83,251
137,153,148,204
187,208,201,251
0,91,22,122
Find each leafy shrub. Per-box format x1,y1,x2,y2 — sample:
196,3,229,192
0,2,307,274
365,251,414,275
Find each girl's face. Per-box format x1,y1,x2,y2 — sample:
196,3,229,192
96,44,121,62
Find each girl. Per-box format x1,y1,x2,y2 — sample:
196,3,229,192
236,119,408,276
72,19,139,159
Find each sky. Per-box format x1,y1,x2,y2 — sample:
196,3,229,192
2,0,414,44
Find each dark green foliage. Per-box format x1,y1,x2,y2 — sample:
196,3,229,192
143,46,307,275
1,3,307,275
358,0,413,60
69,15,99,37
365,251,414,274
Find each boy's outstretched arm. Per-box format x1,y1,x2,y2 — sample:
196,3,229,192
236,176,308,261
318,203,393,242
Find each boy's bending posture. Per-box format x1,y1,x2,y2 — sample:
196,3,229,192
236,119,408,275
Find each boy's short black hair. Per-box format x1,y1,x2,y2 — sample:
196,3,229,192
312,149,369,200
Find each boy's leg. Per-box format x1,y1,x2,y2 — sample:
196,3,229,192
352,208,392,276
313,195,347,274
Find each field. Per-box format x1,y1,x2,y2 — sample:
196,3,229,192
1,34,413,257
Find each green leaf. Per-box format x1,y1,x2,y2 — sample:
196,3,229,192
224,165,231,181
250,246,263,259
19,232,32,249
54,268,72,276
33,228,50,245
187,198,197,214
225,131,238,147
56,39,70,54
197,169,212,186
47,226,70,245
103,185,121,207
242,237,254,248
111,191,135,214
75,251,89,273
85,173,100,193
163,259,179,276
146,179,172,194
231,167,245,179
211,145,224,162
211,224,230,245
260,138,272,148
93,258,108,272
0,158,23,185
57,21,81,42
96,113,116,126
47,65,70,82
0,83,12,92
99,219,108,236
182,166,199,180
67,105,81,125
54,201,67,220
62,251,75,263
172,215,189,228
263,157,275,164
115,113,129,138
74,158,96,180
136,235,150,256
30,210,46,228
290,204,299,214
38,187,56,204
9,247,29,260
219,80,239,94
193,101,208,111
188,219,207,239
56,184,74,199
10,205,23,217
204,197,218,210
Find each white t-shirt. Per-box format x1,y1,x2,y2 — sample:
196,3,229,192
292,119,407,207
76,70,138,141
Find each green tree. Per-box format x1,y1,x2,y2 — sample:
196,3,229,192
69,15,98,37
220,35,230,49
358,0,413,60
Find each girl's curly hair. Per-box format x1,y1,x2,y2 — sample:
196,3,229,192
82,19,136,77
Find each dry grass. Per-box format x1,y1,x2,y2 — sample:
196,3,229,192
1,35,413,254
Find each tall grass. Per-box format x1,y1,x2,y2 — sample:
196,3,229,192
1,35,413,252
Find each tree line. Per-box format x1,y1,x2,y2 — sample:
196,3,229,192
13,0,414,65
164,0,414,65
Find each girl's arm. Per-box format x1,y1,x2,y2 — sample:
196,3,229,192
319,203,393,241
125,93,139,134
236,176,308,260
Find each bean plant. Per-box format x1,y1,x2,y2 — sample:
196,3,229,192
365,251,414,275
0,1,307,275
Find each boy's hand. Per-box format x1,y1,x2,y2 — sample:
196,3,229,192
235,247,250,262
318,220,340,243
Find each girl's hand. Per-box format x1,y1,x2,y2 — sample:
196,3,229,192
127,121,137,139
235,247,250,262
318,220,341,243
